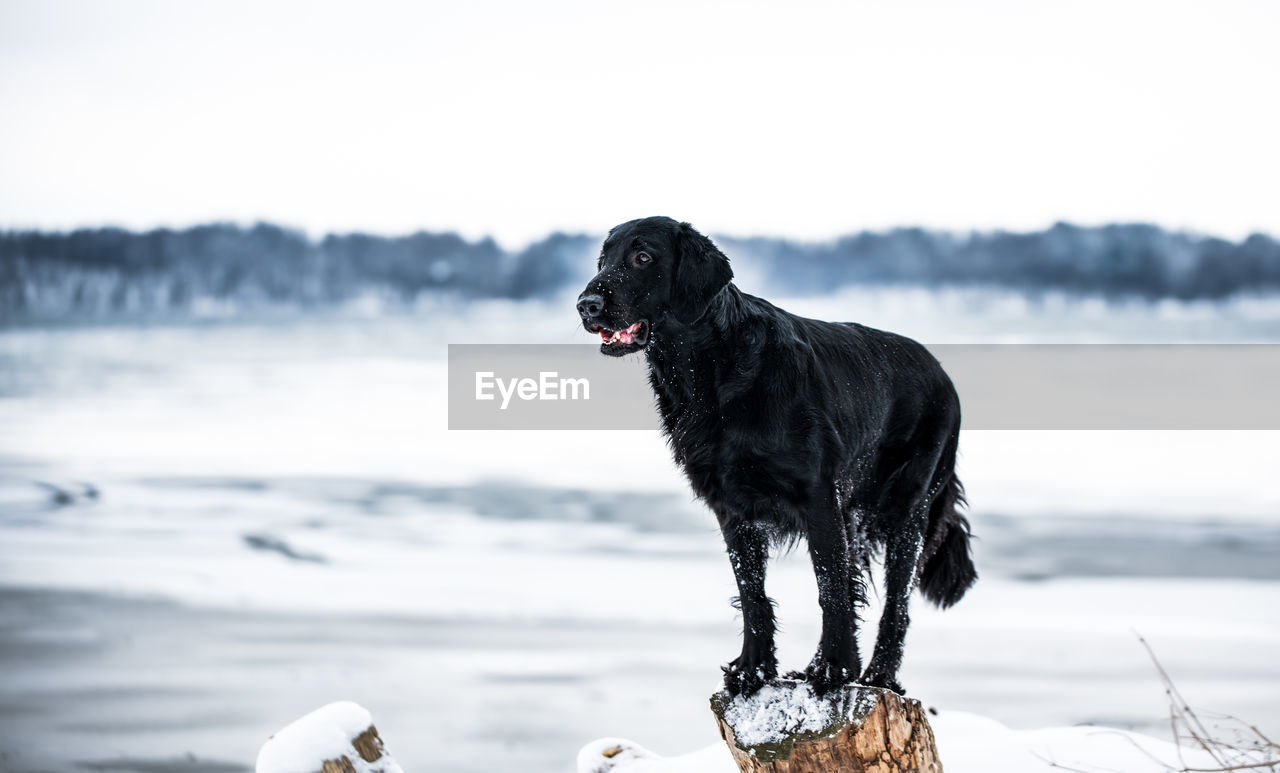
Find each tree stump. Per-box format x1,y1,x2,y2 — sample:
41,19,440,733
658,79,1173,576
256,701,404,773
710,680,942,773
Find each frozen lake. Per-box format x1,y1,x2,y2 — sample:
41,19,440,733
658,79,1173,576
2,288,1279,772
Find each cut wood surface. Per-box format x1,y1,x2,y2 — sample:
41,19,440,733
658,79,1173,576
710,680,942,773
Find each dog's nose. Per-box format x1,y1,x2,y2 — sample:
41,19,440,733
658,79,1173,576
577,293,604,318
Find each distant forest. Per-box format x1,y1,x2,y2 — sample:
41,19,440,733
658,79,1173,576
2,222,1279,322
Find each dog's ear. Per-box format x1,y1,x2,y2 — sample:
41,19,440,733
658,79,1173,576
671,222,733,324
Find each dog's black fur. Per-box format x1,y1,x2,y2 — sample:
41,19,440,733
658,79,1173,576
577,216,976,698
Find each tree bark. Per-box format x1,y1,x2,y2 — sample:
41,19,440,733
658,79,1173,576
316,725,391,773
256,701,403,773
710,681,942,773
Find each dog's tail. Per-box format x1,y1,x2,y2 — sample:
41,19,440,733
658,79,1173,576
917,473,977,608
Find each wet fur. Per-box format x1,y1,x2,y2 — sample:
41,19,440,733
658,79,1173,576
578,216,977,697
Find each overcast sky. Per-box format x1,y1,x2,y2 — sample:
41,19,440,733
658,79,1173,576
1,0,1277,246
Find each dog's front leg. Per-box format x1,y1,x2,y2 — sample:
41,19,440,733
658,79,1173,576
805,513,861,695
719,519,777,697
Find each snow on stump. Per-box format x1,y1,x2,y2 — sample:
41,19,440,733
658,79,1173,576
256,701,404,773
710,680,942,773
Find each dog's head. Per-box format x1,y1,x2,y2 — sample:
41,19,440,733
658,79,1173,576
576,216,733,356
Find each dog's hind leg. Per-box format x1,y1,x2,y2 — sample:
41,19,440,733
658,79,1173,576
861,445,949,694
860,520,924,694
719,519,777,696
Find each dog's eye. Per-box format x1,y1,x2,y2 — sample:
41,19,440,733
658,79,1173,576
633,251,652,266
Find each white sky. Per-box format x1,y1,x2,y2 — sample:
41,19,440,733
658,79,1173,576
1,0,1278,247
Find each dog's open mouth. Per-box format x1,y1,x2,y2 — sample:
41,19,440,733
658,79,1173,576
588,320,649,353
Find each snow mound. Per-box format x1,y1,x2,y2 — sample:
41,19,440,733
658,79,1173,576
256,701,403,773
577,737,735,773
577,738,661,773
580,710,1248,773
933,711,1237,773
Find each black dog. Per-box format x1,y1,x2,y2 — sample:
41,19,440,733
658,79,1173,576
576,216,976,697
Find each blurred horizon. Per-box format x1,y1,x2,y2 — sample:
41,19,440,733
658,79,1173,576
6,218,1280,325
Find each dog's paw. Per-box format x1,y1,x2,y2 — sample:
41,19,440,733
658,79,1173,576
784,661,819,681
721,658,775,697
804,658,855,696
859,668,905,696
787,654,859,690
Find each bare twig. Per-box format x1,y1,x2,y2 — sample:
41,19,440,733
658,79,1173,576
1179,762,1280,772
1085,726,1185,769
1134,633,1279,773
1030,751,1106,773
1138,634,1228,767
1247,724,1276,749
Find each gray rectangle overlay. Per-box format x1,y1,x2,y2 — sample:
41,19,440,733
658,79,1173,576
448,344,1280,430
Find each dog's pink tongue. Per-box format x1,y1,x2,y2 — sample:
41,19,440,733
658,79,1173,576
601,323,642,345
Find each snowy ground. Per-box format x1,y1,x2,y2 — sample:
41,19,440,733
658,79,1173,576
579,711,1262,773
1,290,1279,772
